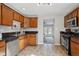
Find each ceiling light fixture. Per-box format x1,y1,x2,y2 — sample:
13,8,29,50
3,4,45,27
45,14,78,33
37,3,52,6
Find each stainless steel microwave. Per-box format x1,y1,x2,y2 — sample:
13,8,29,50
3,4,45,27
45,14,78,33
67,17,78,27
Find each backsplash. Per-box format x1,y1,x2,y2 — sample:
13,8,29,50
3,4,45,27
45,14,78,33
71,27,79,33
0,25,21,33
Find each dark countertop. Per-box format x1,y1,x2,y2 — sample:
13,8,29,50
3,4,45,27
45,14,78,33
60,31,79,44
60,31,79,36
2,31,38,41
25,31,38,34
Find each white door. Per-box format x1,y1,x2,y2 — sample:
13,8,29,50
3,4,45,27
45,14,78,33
43,20,54,44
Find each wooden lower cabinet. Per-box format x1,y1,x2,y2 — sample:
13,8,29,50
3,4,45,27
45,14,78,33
0,40,5,56
19,35,28,50
19,39,25,50
19,33,37,50
26,34,36,46
29,34,36,46
0,41,5,47
71,37,79,56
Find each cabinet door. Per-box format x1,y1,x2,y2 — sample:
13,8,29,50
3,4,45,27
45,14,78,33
24,35,28,46
0,41,5,47
19,15,24,28
19,15,24,22
64,15,69,27
24,17,30,28
13,12,20,21
78,8,79,26
19,39,25,50
19,36,25,50
71,41,79,56
69,13,73,19
29,34,36,46
72,9,78,17
30,17,38,28
0,4,1,24
2,4,13,26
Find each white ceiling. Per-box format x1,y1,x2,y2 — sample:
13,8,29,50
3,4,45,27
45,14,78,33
5,3,79,17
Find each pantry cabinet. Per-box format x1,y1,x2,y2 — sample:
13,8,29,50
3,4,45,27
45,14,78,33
2,4,13,26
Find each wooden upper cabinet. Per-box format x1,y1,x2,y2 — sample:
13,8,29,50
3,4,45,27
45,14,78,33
0,4,1,24
69,13,73,19
13,12,20,21
19,15,24,22
19,15,24,28
72,9,78,17
64,16,67,27
77,8,79,26
30,17,38,28
78,8,79,17
24,17,30,28
2,4,13,26
64,15,69,27
64,8,78,27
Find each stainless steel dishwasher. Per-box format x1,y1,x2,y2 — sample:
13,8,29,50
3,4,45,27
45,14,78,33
2,32,19,56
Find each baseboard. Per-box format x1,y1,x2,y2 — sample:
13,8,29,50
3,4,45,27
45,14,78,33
54,43,60,45
38,43,44,44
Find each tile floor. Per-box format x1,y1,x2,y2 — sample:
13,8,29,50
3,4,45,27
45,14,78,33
18,44,67,56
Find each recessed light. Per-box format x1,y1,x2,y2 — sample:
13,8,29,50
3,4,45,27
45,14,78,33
22,8,26,11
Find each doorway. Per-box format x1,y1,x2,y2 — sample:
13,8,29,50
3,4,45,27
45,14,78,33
43,19,54,44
